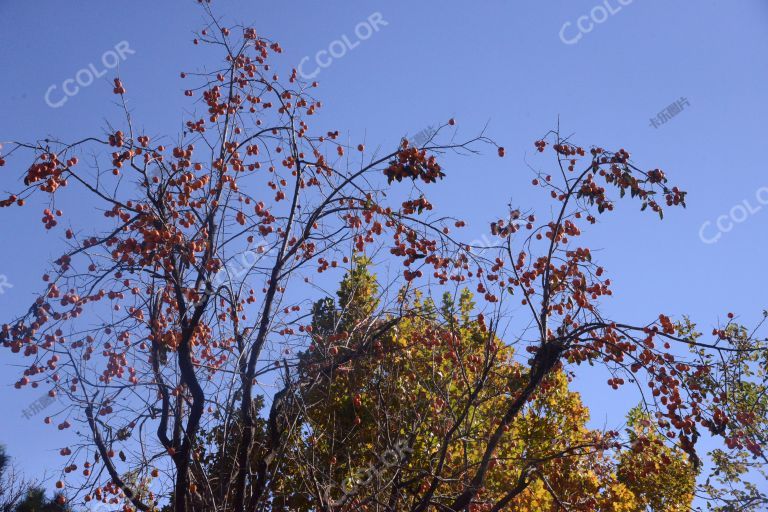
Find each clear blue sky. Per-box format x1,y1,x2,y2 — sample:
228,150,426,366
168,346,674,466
1,0,767,503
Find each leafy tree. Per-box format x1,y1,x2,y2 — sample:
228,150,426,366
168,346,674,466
688,320,768,511
617,407,696,511
272,262,697,511
13,488,69,512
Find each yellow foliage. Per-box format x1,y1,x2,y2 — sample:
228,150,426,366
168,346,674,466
272,264,696,511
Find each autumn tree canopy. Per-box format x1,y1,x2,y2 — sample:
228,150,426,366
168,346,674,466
1,6,766,512
262,262,698,511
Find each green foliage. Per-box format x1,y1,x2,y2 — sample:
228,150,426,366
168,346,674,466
13,489,69,512
687,317,768,511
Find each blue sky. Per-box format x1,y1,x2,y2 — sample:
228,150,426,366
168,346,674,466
1,0,767,502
